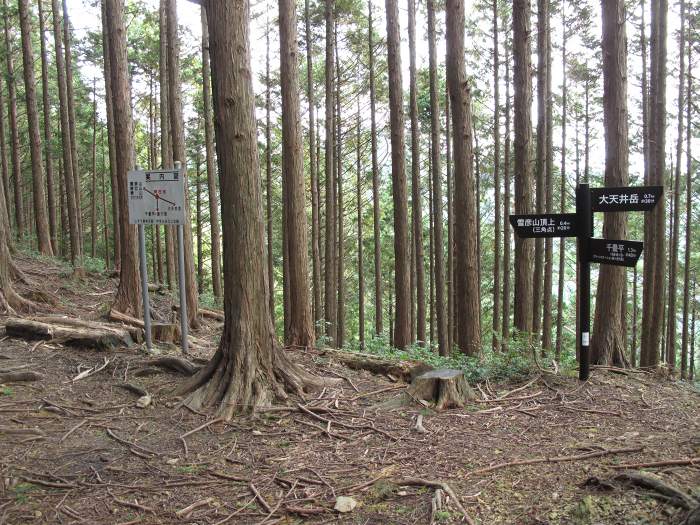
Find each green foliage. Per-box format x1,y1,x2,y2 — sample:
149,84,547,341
343,334,539,383
82,256,106,275
12,482,36,504
1,386,13,396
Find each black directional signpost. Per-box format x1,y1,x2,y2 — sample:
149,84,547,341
510,182,663,381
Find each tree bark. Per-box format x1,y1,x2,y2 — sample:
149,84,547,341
324,0,338,345
17,0,52,256
513,0,534,335
641,0,667,368
335,31,345,349
51,0,80,268
502,38,512,352
196,155,203,294
264,11,274,323
102,0,120,271
61,0,81,244
447,0,481,355
305,0,321,332
91,83,97,259
38,0,57,253
356,100,365,349
368,0,382,337
0,72,10,230
408,0,425,346
679,31,691,379
591,0,630,367
427,0,447,356
555,4,567,362
666,0,685,372
158,0,174,288
177,0,331,419
446,89,454,353
541,0,554,353
166,0,200,328
279,0,315,348
201,10,222,300
385,0,411,349
3,4,24,240
105,0,141,317
532,0,548,341
491,0,501,353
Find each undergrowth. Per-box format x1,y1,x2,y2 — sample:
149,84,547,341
340,331,579,383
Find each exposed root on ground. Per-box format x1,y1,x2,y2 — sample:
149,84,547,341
175,343,341,420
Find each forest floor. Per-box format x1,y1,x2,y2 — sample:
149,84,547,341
0,253,698,525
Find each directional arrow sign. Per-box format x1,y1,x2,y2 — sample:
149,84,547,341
589,238,643,267
590,185,663,212
509,213,578,238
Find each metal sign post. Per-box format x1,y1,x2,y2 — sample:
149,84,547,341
510,182,662,381
128,165,188,354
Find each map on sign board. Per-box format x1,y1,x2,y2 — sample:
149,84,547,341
127,169,186,225
508,213,577,238
590,185,663,212
589,238,643,267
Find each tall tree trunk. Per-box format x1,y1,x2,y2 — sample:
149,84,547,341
61,0,82,243
18,0,52,256
305,0,321,332
335,31,345,349
666,0,685,372
641,0,649,186
324,0,338,345
91,83,97,259
641,0,668,367
368,0,382,337
491,0,501,353
201,10,222,300
407,0,425,345
38,0,57,253
446,88,454,353
166,0,200,328
502,39,512,352
279,0,315,348
101,131,111,270
0,74,10,230
591,0,630,367
555,2,567,361
447,0,481,355
51,0,80,268
427,0,446,356
679,35,691,380
356,98,365,349
513,0,534,335
196,154,203,294
106,0,141,317
532,0,547,340
385,0,411,349
265,12,274,323
428,149,434,344
541,1,554,353
158,0,174,288
103,0,120,271
632,266,638,366
177,0,331,419
3,6,25,240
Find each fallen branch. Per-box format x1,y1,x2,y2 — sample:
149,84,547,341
60,419,88,442
393,477,474,525
175,497,214,518
107,489,155,514
19,476,76,489
612,457,700,470
297,403,397,441
468,446,643,477
613,472,699,510
249,482,272,513
0,371,44,383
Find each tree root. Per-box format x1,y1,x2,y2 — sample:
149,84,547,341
393,478,474,525
146,356,200,375
175,344,341,420
612,472,699,510
0,371,44,383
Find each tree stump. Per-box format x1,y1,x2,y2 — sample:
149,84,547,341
151,323,180,343
407,369,474,411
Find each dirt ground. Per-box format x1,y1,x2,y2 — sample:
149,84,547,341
0,254,698,525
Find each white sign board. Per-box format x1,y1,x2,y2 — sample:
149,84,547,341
128,169,186,225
